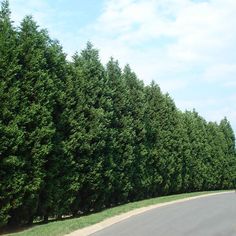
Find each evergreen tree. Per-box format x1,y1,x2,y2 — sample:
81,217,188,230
206,121,226,189
182,111,209,191
177,111,192,192
144,82,165,196
219,118,236,188
122,65,147,200
36,38,75,221
144,83,183,196
162,94,183,194
102,59,134,205
0,0,22,227
66,43,107,214
58,52,88,216
4,16,57,225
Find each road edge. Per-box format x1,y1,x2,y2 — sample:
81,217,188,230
66,191,233,236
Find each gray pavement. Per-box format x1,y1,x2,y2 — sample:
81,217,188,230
91,192,236,236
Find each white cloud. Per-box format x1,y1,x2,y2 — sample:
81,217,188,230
202,64,236,84
224,81,236,87
10,0,52,26
77,0,233,93
165,0,236,64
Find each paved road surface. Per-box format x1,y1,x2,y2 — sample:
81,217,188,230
91,192,236,236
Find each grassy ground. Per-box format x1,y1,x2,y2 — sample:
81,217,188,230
4,191,225,236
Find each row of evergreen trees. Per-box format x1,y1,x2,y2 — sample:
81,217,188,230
0,1,235,228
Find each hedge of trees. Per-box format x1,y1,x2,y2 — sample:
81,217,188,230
0,1,236,228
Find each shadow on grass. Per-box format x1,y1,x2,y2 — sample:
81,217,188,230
0,204,120,235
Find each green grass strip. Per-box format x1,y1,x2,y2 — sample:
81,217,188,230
6,191,226,236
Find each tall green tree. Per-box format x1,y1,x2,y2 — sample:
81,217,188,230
206,121,226,189
0,0,23,227
5,16,57,225
182,111,210,192
161,94,183,194
66,43,107,214
102,59,134,205
36,38,75,222
144,82,165,197
122,65,147,200
144,83,183,196
219,118,236,188
177,111,192,192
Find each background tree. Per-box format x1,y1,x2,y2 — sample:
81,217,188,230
122,65,147,201
66,43,108,214
219,118,236,189
6,16,58,225
206,121,226,190
36,36,75,222
144,83,183,196
102,59,134,205
144,82,165,197
0,0,22,227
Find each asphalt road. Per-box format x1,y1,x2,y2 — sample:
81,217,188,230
91,192,236,236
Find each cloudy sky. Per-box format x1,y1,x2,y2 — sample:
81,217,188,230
9,0,236,133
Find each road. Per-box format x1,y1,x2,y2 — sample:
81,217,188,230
91,192,236,236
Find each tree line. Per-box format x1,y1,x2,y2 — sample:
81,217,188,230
0,0,235,228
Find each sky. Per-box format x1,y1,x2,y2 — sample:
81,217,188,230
8,0,236,133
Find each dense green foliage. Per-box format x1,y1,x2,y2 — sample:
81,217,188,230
0,1,236,228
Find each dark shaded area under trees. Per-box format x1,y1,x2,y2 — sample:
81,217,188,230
0,0,236,229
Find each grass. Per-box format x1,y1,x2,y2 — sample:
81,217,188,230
4,190,226,236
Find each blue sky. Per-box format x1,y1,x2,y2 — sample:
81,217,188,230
8,0,236,133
